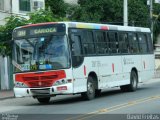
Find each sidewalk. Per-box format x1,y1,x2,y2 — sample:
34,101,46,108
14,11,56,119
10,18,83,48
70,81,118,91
0,90,14,100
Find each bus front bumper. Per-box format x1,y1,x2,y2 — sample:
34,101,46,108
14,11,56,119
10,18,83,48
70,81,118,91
14,83,73,98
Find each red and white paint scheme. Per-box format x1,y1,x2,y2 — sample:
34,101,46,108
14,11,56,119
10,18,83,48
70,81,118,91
12,22,155,103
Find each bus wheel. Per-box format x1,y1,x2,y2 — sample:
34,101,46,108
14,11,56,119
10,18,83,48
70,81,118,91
128,70,138,91
81,76,95,100
120,70,138,92
37,97,50,104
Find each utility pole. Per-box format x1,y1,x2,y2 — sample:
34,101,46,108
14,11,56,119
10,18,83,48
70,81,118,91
123,0,128,26
148,0,153,39
10,0,12,14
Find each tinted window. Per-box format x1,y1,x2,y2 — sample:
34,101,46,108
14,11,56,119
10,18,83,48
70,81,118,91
147,33,153,53
104,32,109,53
119,33,129,53
138,33,148,53
95,31,106,54
70,34,84,67
72,35,82,55
108,32,118,53
83,31,95,55
128,33,139,53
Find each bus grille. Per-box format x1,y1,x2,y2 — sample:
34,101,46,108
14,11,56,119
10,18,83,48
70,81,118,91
15,70,66,88
23,75,58,81
27,80,53,88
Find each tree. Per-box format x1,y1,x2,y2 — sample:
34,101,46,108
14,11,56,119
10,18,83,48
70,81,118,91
45,0,68,18
153,2,160,43
72,0,149,26
128,0,149,27
0,16,28,56
70,0,160,43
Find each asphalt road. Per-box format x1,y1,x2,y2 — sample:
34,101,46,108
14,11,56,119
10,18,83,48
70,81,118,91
0,78,160,120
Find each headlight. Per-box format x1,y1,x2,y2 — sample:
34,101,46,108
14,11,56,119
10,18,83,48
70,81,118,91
14,82,28,88
53,79,72,86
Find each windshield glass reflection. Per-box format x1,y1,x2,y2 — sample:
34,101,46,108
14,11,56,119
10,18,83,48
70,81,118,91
13,35,70,72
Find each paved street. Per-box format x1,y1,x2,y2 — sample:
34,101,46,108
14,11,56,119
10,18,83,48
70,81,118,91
0,78,160,120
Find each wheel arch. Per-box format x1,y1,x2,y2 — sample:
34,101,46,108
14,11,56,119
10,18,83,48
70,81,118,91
88,71,98,89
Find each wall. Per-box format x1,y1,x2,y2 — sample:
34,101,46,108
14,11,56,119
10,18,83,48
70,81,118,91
0,0,45,25
0,0,10,25
0,56,10,90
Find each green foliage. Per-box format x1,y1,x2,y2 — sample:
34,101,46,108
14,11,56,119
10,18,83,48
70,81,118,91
73,0,160,43
73,0,149,26
45,0,68,17
153,2,160,43
128,0,149,27
0,9,68,56
0,16,28,56
28,9,67,23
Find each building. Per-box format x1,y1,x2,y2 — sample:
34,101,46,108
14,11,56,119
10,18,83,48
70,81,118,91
0,0,45,25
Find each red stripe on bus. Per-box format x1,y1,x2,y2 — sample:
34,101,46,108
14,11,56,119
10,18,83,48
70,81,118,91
112,63,114,73
101,26,109,30
22,22,58,28
84,65,86,76
144,61,146,69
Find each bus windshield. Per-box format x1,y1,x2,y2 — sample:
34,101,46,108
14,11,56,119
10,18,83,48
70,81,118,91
13,35,70,73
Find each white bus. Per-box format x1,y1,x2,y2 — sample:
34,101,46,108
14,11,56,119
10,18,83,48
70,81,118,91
12,22,155,103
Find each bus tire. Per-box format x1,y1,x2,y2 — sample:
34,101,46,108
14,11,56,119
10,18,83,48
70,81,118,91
81,76,95,100
37,97,50,104
120,70,138,92
128,70,138,91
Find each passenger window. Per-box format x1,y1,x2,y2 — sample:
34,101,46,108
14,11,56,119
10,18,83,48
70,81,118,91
138,33,148,53
146,33,153,53
83,31,95,55
128,33,139,53
108,32,118,54
119,33,129,53
95,31,106,54
104,32,109,54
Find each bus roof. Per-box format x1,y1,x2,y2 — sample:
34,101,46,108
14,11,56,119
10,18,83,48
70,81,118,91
62,22,150,33
15,21,151,33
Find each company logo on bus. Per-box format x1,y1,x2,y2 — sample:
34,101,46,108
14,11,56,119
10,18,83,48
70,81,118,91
38,82,42,86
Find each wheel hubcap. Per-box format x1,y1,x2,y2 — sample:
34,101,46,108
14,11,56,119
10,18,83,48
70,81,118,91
88,82,93,94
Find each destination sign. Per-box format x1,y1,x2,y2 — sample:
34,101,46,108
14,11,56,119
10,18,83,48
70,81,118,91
13,24,66,38
32,28,57,34
17,30,26,37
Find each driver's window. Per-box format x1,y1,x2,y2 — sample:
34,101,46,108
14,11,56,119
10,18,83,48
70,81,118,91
70,34,83,67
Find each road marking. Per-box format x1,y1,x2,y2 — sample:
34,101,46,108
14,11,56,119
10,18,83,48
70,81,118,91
65,95,160,120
